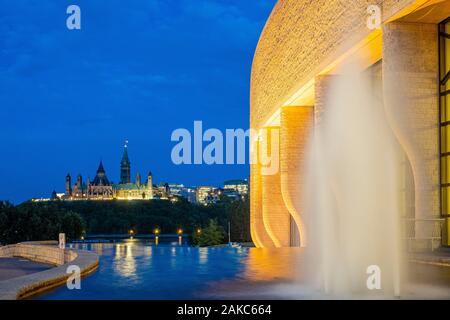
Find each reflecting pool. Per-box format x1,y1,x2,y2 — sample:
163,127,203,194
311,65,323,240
36,240,450,300
37,240,301,300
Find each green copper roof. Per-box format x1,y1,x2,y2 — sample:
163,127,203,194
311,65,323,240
113,183,141,190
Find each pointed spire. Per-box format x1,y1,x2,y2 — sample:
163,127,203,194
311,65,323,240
121,141,130,164
97,160,105,173
120,140,131,184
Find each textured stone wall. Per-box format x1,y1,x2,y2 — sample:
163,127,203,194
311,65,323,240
280,106,314,247
383,22,440,239
251,0,418,130
314,75,336,128
0,243,99,299
260,127,291,247
250,141,276,248
250,0,442,248
0,243,78,265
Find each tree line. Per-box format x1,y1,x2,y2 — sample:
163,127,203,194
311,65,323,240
0,196,251,246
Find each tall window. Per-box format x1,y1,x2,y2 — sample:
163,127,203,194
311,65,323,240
439,17,450,246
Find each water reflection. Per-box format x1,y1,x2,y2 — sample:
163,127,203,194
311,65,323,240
38,240,450,300
113,240,138,279
199,248,208,265
243,248,302,282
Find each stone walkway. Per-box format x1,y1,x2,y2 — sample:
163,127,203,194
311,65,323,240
0,257,52,281
411,248,450,266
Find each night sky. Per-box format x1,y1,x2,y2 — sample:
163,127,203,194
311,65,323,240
0,0,277,203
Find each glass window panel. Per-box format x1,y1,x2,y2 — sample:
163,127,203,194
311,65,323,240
440,95,450,122
440,20,450,246
442,186,450,215
445,38,450,78
441,127,450,154
441,156,450,184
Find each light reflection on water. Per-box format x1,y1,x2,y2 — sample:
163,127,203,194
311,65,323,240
38,240,302,300
37,241,450,300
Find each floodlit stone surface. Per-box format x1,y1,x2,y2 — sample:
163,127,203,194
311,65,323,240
0,243,98,300
250,0,446,248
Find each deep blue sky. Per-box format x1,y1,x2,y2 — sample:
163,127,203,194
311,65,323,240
0,0,276,203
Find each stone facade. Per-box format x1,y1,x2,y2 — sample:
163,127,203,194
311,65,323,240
280,106,314,247
251,0,419,130
250,0,448,248
383,21,440,240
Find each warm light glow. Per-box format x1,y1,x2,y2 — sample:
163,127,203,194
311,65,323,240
177,229,183,235
154,228,160,235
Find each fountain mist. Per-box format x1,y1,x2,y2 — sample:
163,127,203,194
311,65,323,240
304,64,404,298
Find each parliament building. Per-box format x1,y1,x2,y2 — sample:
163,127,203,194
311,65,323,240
63,144,153,200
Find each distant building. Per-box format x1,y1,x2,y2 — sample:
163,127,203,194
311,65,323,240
154,182,170,200
168,183,184,197
180,187,197,203
196,186,217,205
62,142,153,201
224,179,249,196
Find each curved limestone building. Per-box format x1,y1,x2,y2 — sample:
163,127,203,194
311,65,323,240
250,0,450,249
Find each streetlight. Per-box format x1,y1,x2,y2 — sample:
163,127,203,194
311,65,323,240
177,228,183,245
196,228,202,235
129,229,134,239
154,227,160,245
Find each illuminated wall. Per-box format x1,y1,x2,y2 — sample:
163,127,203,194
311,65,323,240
440,18,450,246
250,0,450,248
383,21,441,247
250,140,276,248
280,106,314,247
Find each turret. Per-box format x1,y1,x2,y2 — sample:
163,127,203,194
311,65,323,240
65,174,72,196
147,172,153,199
77,174,82,190
136,172,141,188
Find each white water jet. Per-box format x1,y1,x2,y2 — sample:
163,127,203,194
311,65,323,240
304,64,404,298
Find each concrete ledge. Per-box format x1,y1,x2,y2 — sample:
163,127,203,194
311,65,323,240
0,243,99,300
410,254,450,267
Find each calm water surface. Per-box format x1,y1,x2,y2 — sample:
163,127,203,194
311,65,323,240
37,239,450,300
38,240,300,300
